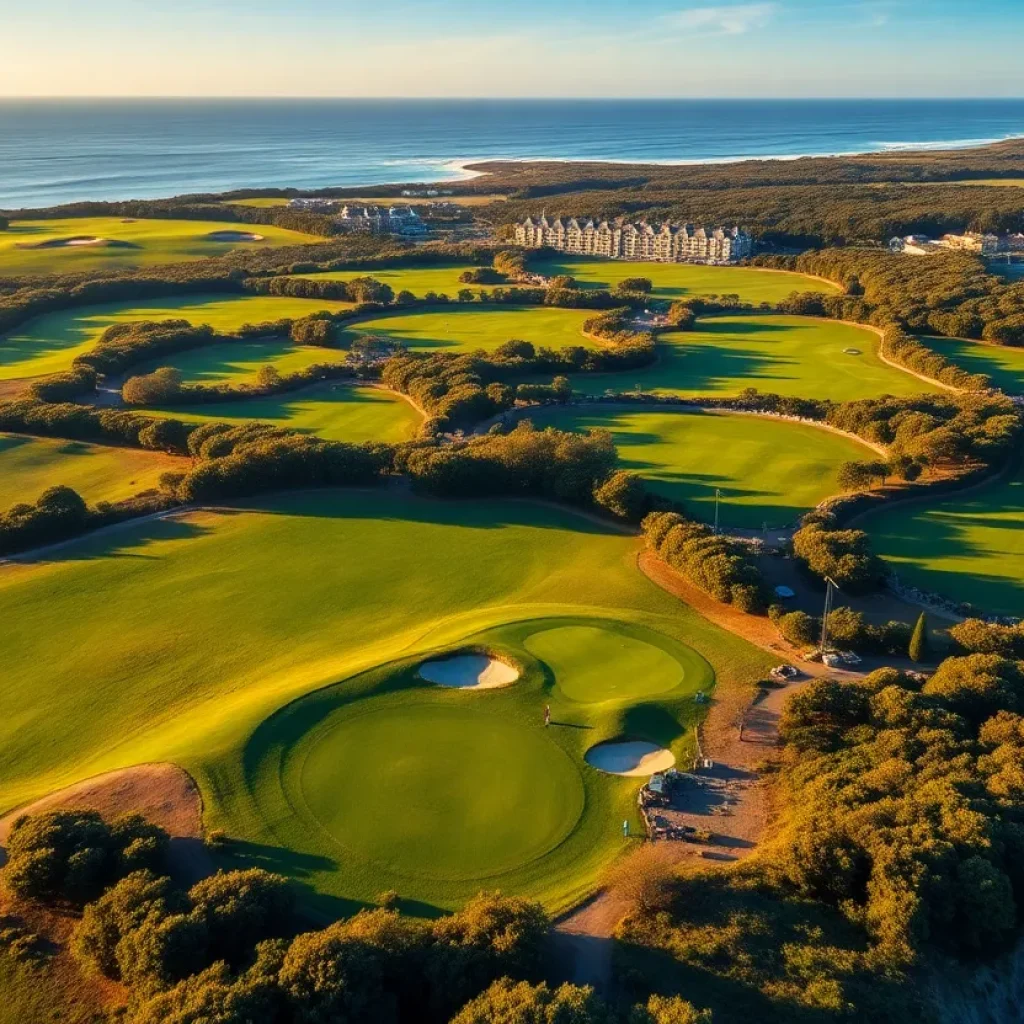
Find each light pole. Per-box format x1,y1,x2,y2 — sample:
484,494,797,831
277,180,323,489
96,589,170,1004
713,488,722,535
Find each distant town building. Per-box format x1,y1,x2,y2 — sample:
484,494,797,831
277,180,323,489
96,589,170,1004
890,231,1005,256
287,197,339,212
937,231,1001,254
338,205,428,236
514,216,753,264
888,234,945,256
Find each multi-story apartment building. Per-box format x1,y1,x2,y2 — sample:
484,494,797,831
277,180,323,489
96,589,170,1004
338,205,428,235
513,216,753,263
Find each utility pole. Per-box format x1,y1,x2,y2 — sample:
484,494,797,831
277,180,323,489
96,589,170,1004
713,488,722,535
820,576,837,655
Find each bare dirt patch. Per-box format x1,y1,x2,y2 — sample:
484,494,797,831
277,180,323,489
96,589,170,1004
418,653,519,689
0,763,212,884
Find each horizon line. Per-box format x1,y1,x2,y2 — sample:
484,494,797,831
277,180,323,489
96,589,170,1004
3,95,1024,102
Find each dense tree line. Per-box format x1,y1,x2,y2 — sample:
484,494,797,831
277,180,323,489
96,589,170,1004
791,516,887,593
769,603,913,656
641,510,767,612
758,249,1024,348
950,618,1024,658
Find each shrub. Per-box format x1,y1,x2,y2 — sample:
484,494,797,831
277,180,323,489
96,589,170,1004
123,367,185,406
909,612,929,663
603,844,678,914
4,811,168,906
593,470,652,522
629,995,713,1024
451,979,610,1024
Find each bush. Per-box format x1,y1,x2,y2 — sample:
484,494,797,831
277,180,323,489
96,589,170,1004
629,995,713,1024
792,521,885,593
451,979,610,1024
123,367,185,405
909,612,929,663
592,470,652,522
4,811,168,906
603,844,678,914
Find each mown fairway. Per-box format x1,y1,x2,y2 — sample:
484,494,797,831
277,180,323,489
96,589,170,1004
295,263,485,297
573,314,939,401
862,463,1024,617
0,433,180,510
525,405,875,528
0,294,353,380
147,383,421,443
338,304,599,353
921,335,1024,394
134,337,350,385
0,490,769,912
0,217,324,276
531,255,840,303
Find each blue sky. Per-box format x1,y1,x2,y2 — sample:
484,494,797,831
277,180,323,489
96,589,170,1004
3,0,1023,97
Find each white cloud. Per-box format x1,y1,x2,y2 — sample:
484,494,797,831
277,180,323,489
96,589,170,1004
662,3,778,35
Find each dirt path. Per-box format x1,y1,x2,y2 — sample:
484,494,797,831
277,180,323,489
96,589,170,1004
553,552,860,991
0,763,212,885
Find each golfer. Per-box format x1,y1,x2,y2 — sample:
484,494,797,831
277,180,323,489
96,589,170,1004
544,704,551,727
622,819,629,838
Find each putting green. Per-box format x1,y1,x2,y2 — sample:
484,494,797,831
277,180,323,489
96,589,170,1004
919,335,1024,394
145,383,421,443
0,294,354,381
298,701,584,880
530,255,841,304
0,433,180,511
0,217,324,277
523,406,874,529
337,304,599,354
566,314,937,402
525,625,686,703
861,462,1024,617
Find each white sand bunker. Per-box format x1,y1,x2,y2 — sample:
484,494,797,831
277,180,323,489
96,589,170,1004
419,654,519,690
585,740,675,777
207,230,265,243
18,235,108,249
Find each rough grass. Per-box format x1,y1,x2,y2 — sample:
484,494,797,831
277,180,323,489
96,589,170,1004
337,304,600,354
523,406,873,528
531,255,841,303
0,433,180,511
0,217,324,276
147,383,421,443
861,461,1024,617
568,314,939,402
0,490,770,913
920,335,1024,394
0,294,354,381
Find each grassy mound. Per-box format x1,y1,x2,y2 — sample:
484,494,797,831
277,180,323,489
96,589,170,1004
0,491,766,912
861,462,1024,617
0,433,179,511
0,294,354,381
571,314,938,401
524,624,689,703
146,383,421,443
530,255,841,303
524,406,873,529
337,304,599,354
0,217,324,276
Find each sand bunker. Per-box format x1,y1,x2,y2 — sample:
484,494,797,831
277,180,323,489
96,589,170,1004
206,230,266,243
419,654,519,690
585,740,676,777
17,235,107,249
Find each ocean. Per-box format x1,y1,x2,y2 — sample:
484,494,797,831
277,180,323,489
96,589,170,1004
2,98,1023,210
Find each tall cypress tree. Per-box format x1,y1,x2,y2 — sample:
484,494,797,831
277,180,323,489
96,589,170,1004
909,612,929,663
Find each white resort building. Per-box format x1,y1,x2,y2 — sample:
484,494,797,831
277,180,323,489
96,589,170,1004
337,205,428,236
514,216,753,264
